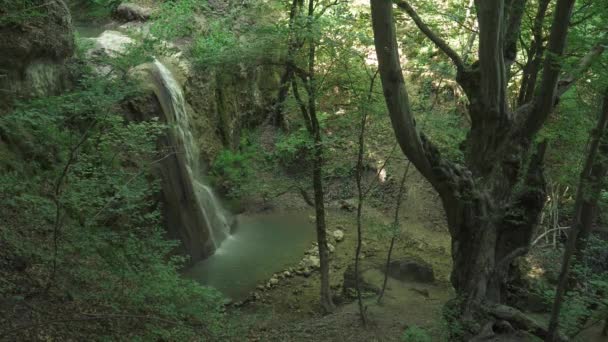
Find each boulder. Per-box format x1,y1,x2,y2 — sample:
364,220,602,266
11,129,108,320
88,30,134,57
327,243,335,253
385,257,435,283
114,3,153,22
269,277,279,286
342,264,380,297
332,229,344,242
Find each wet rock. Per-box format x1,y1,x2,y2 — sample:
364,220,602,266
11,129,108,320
332,229,344,242
269,277,279,286
89,30,134,57
296,267,312,277
114,3,153,22
302,255,320,269
386,257,435,283
283,271,292,278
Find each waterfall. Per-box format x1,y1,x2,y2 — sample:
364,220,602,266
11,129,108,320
153,59,230,249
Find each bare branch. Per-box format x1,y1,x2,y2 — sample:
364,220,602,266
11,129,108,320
393,0,465,72
557,43,607,97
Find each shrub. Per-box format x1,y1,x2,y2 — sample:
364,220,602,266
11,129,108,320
401,325,432,342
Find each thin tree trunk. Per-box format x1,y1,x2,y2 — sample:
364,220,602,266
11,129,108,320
517,0,550,106
378,162,410,304
546,89,608,342
353,70,379,324
269,0,301,128
305,0,334,313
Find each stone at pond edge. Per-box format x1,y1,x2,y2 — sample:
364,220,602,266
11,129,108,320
114,3,154,22
385,257,435,283
332,229,344,242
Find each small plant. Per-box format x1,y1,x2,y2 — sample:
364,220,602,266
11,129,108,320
191,21,240,68
401,325,432,342
151,0,209,39
274,127,314,171
210,149,253,198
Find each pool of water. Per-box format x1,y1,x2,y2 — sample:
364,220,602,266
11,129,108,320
184,214,316,300
74,20,117,38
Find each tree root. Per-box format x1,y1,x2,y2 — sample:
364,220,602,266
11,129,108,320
485,304,568,342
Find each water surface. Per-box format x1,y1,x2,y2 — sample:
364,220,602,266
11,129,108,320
185,214,315,300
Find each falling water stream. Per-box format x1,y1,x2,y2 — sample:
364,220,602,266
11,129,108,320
154,60,231,249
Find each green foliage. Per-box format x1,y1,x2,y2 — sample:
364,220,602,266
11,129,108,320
539,87,595,188
211,148,254,199
0,44,228,340
0,0,45,25
190,21,240,67
274,127,314,170
151,0,209,40
527,237,608,338
401,325,432,342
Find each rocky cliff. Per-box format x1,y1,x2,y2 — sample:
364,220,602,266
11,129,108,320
0,0,75,112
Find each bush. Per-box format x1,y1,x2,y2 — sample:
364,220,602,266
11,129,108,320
211,148,254,198
151,0,209,39
0,43,229,340
401,325,432,342
274,127,314,171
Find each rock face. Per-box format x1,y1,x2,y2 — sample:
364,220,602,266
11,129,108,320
0,0,75,111
114,3,153,22
126,92,215,261
385,257,435,283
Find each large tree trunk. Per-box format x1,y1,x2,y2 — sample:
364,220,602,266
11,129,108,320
371,0,582,332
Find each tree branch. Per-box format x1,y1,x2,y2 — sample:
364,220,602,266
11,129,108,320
393,0,465,72
504,0,528,69
556,42,607,97
474,0,507,117
523,0,576,138
371,0,437,186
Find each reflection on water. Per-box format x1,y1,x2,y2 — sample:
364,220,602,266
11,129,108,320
184,214,315,300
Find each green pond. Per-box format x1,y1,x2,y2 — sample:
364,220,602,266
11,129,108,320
184,214,316,300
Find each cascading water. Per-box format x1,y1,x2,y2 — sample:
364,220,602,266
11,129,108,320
153,59,230,249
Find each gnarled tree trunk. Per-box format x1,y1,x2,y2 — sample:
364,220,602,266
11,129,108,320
370,0,602,335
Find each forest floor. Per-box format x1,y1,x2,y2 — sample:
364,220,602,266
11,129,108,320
224,123,456,341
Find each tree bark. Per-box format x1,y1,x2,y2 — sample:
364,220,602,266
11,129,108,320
269,0,302,128
306,0,334,313
371,0,578,332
